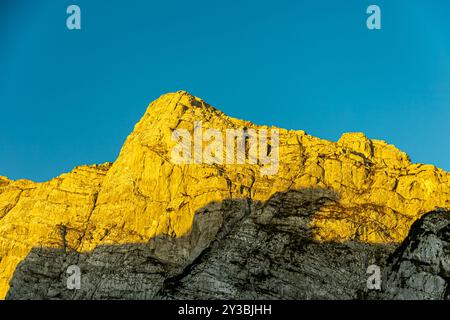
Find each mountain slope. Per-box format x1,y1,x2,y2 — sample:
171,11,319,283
1,91,449,299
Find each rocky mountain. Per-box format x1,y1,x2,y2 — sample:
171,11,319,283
1,91,449,299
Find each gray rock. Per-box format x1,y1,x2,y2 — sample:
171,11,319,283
6,191,449,300
382,209,450,300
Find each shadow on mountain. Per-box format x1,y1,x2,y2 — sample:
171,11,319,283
6,188,396,300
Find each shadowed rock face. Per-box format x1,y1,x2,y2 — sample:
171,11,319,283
382,209,450,299
6,190,395,300
6,193,449,300
1,91,450,299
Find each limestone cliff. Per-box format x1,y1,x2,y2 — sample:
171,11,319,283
1,91,449,299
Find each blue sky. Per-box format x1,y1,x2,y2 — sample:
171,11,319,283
1,0,449,181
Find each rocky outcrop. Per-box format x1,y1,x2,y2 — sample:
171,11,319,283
6,189,396,300
382,209,450,299
1,91,449,299
0,163,111,298
6,196,449,300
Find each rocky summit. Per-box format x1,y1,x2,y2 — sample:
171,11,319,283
1,91,449,300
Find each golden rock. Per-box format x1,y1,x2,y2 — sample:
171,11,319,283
0,91,448,298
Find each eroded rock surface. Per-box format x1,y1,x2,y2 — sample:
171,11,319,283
6,190,395,300
382,209,450,299
1,91,450,299
7,196,449,300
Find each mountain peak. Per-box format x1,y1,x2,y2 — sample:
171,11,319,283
0,92,449,299
146,91,217,116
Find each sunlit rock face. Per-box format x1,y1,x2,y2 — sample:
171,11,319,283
1,91,449,299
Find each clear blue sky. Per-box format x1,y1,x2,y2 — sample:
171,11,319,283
1,0,449,182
